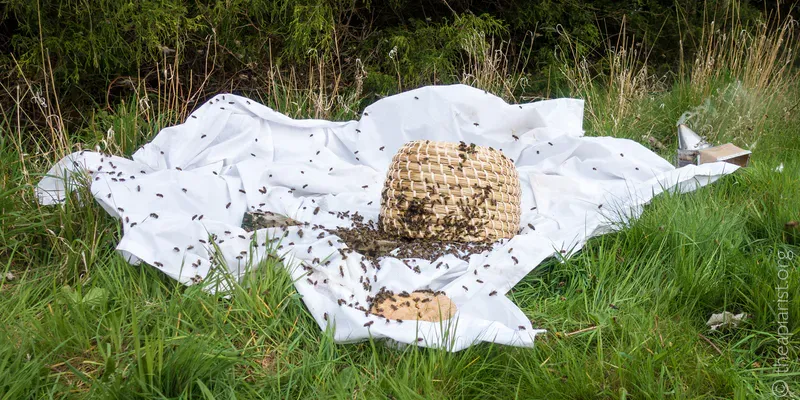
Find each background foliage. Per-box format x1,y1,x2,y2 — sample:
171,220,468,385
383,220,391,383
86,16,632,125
2,0,793,115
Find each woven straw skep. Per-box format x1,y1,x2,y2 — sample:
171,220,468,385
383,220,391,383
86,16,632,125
379,140,521,242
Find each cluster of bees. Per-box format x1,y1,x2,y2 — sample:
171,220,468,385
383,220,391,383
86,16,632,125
330,213,495,264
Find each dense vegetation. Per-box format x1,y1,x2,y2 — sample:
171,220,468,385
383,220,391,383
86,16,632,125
2,0,795,116
0,0,798,398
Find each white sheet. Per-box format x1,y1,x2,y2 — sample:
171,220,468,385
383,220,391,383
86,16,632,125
36,84,738,351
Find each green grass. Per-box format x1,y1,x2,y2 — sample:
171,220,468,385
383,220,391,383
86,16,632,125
2,44,800,400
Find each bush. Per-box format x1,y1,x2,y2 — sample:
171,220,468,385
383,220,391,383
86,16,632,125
0,0,784,117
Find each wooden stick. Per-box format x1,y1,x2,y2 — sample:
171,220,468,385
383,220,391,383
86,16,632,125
565,325,598,337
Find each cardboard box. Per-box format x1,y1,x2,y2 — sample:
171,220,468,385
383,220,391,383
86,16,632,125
698,143,751,167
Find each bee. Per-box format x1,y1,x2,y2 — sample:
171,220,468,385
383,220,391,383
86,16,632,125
323,313,328,321
363,112,369,116
239,189,246,194
117,207,125,212
511,256,519,265
199,239,207,244
339,266,344,277
154,261,163,267
306,278,314,285
462,286,469,291
508,248,514,253
129,222,137,227
620,153,624,157
473,122,479,126
329,167,333,172
198,215,204,220
150,213,159,218
238,234,246,239
367,201,373,205
300,170,304,174
379,146,385,151
518,326,526,330
192,215,198,220
307,246,312,254
598,204,603,209
107,193,112,199
187,245,194,250
528,223,535,230
226,202,231,209
512,135,519,141
156,193,164,198
191,115,197,119
489,290,497,296
259,187,266,194
416,338,423,342
201,134,207,139
548,142,553,146
175,167,182,171
313,206,320,215
302,184,308,189
476,279,484,283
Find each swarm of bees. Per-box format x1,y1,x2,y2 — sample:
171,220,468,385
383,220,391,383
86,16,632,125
329,214,495,263
86,134,541,333
369,288,456,322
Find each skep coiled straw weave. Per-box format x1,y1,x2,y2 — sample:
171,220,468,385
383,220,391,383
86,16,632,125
379,140,521,242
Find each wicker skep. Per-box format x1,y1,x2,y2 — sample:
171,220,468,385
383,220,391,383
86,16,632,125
379,140,521,242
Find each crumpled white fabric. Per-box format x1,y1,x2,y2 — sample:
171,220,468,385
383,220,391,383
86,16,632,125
37,84,738,351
